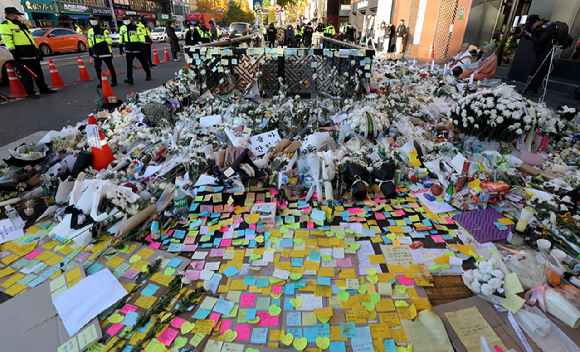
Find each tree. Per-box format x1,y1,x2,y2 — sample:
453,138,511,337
240,0,255,23
226,0,244,24
215,0,229,23
285,0,307,23
195,0,216,15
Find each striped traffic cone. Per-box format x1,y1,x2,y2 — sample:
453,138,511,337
5,63,27,98
106,66,116,76
87,113,115,170
77,56,94,81
100,72,117,104
428,45,434,59
163,45,171,62
153,47,161,64
48,59,70,89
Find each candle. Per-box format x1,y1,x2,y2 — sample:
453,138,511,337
24,199,35,216
469,73,474,85
24,207,35,216
515,206,535,232
431,60,434,71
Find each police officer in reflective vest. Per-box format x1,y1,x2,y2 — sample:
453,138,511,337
324,23,335,37
119,15,151,84
138,15,155,68
88,15,117,88
0,7,56,98
186,21,201,45
294,23,303,47
200,23,210,44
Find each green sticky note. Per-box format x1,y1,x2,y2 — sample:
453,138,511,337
195,196,203,202
428,264,440,271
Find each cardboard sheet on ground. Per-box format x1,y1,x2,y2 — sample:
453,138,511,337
401,310,453,352
0,264,101,352
52,268,127,336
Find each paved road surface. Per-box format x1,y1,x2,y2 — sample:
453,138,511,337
0,42,186,147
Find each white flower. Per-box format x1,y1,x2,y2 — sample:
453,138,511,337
474,124,479,129
471,281,481,294
473,271,483,282
496,116,504,124
482,274,492,282
463,270,474,283
491,270,504,279
516,128,523,135
481,283,494,296
489,278,503,289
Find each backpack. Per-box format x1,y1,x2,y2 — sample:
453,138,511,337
552,21,574,49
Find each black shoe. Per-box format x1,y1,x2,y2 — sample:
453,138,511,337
27,94,39,99
40,89,57,94
149,64,156,67
124,78,134,84
97,83,102,88
111,82,118,87
145,75,151,81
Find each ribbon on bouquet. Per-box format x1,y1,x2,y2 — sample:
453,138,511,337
525,284,567,326
375,178,393,189
352,175,369,188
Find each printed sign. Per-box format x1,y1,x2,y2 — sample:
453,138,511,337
248,130,281,156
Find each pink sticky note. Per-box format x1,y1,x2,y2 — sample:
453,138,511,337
374,212,386,220
200,205,213,214
106,323,123,336
144,234,153,242
157,327,179,346
220,226,229,232
397,274,414,286
73,251,91,263
165,229,175,237
170,317,187,329
394,209,406,216
220,239,232,247
348,208,362,215
303,207,312,213
249,223,256,230
25,249,43,260
236,324,251,340
185,271,200,281
183,245,197,252
210,248,225,257
240,294,255,307
493,346,504,352
120,304,138,314
121,269,140,279
219,319,232,332
307,222,314,229
431,235,445,243
209,313,221,327
190,261,205,269
149,242,161,250
272,285,283,294
269,189,278,195
336,258,353,268
444,217,454,224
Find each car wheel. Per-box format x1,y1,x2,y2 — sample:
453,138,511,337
78,41,87,52
39,43,51,56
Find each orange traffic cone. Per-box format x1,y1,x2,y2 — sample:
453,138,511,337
153,47,161,64
163,45,171,62
105,66,116,76
5,63,27,98
48,59,70,89
100,72,117,104
428,45,434,59
87,114,115,170
77,56,94,81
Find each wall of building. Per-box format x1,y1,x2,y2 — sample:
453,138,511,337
447,0,473,60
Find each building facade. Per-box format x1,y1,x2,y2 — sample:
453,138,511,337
21,0,58,27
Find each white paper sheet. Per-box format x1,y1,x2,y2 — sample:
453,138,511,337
52,269,127,337
416,193,455,214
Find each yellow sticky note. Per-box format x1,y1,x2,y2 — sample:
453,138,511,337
468,179,481,189
249,214,260,223
408,150,418,159
504,273,524,295
501,294,526,313
410,158,422,167
498,218,515,225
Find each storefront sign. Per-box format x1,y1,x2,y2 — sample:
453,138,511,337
91,6,112,16
156,13,172,20
458,7,465,20
356,0,368,10
125,10,137,15
24,1,55,11
114,4,130,10
59,3,90,13
114,8,125,19
136,11,155,19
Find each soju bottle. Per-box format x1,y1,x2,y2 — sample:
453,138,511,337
444,181,454,202
173,186,188,218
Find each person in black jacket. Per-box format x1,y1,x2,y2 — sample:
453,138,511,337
303,22,313,47
266,23,277,48
166,20,180,61
521,15,557,96
185,21,201,45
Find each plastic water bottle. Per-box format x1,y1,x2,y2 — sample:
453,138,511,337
150,215,161,241
173,185,188,218
478,190,490,210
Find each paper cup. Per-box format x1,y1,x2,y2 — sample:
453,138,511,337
537,239,551,251
521,206,535,222
552,249,567,262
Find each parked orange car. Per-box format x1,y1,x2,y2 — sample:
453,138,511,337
30,27,88,56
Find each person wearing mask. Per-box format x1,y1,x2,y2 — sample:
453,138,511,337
88,15,117,88
137,15,154,68
377,22,387,52
200,23,210,44
75,24,82,34
520,15,557,97
324,23,335,38
460,42,498,81
346,23,354,44
208,20,220,42
294,22,303,48
387,22,395,52
316,22,324,33
366,11,377,48
448,43,472,76
119,15,151,84
166,20,180,61
186,21,201,45
266,23,277,48
303,22,313,47
396,19,406,53
286,25,294,47
0,7,56,99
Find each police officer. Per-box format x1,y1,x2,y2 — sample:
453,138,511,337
303,22,314,47
294,22,303,47
266,23,277,48
200,23,210,44
0,7,56,98
119,15,151,84
324,23,335,38
88,15,117,88
186,21,201,45
138,15,155,68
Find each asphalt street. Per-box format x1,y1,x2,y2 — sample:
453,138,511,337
0,42,186,147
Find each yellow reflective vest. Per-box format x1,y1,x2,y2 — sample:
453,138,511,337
324,25,335,35
138,22,152,44
120,23,145,53
88,26,112,58
0,19,39,61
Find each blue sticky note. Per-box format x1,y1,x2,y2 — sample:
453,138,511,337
340,323,356,338
287,328,302,338
309,251,321,261
442,234,454,240
190,203,200,211
287,312,301,326
138,321,151,333
383,339,397,352
291,258,303,267
381,236,392,244
409,231,426,239
243,275,256,286
167,257,183,268
423,219,433,227
294,278,306,288
494,221,508,230
285,215,295,223
256,278,269,288
141,284,160,297
167,243,184,252
315,324,331,338
311,209,326,222
192,308,211,319
283,297,294,310
245,308,257,321
190,219,203,229
214,186,224,192
250,328,268,344
318,277,331,286
213,298,235,315
224,265,239,278
122,311,139,327
86,263,103,275
361,228,375,238
304,327,317,342
284,284,295,295
173,230,186,239
330,341,346,352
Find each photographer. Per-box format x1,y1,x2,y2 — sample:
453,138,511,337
520,15,557,97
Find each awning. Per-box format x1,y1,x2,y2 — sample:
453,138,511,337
67,14,90,20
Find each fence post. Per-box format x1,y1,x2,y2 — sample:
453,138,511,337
277,55,285,95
